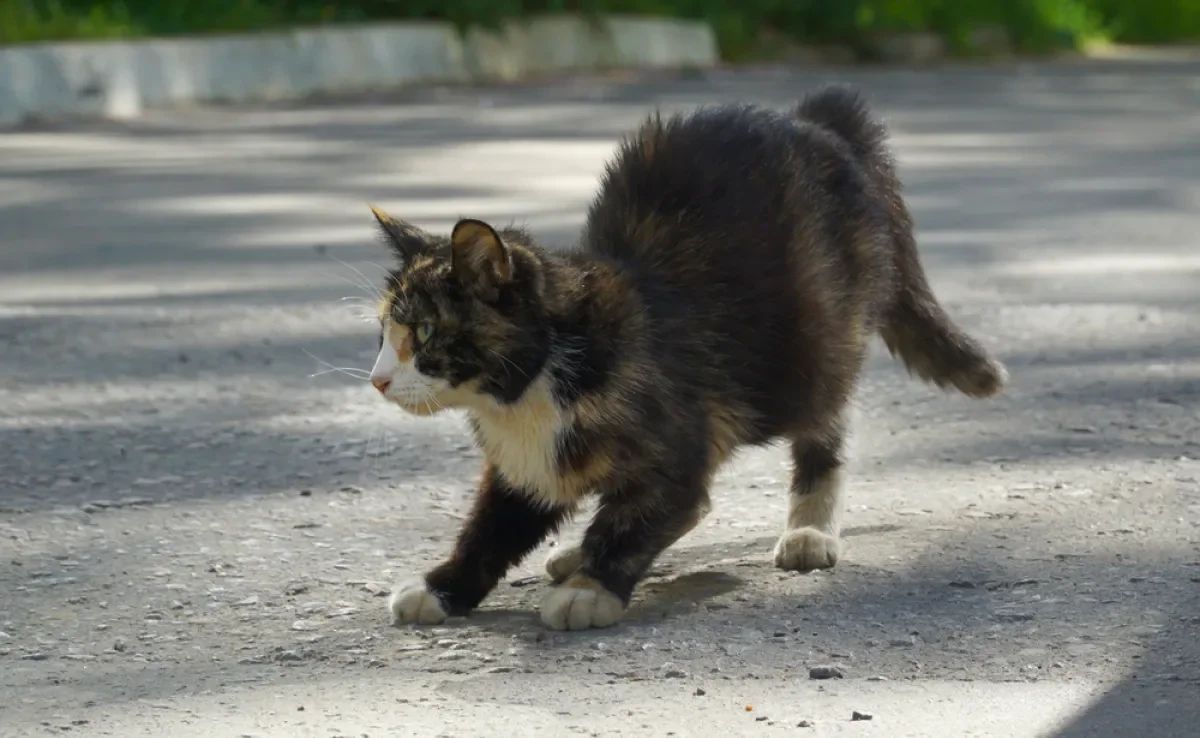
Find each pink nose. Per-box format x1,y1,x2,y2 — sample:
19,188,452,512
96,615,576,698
371,377,391,394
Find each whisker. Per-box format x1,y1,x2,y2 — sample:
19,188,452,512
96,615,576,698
324,252,385,302
328,273,381,301
302,348,371,382
363,261,392,278
309,366,370,379
335,297,383,324
364,422,385,483
427,394,448,415
487,349,529,379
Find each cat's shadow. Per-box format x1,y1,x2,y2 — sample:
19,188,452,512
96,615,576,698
457,524,903,633
636,569,746,608
461,570,746,634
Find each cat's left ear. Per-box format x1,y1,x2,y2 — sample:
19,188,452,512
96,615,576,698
370,205,433,267
450,219,512,301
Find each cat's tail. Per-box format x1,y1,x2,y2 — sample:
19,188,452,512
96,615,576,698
796,84,1008,398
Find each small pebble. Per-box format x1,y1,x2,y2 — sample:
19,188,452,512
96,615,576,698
660,663,687,679
797,720,813,728
992,612,1035,623
809,665,845,680
693,688,706,696
851,711,873,722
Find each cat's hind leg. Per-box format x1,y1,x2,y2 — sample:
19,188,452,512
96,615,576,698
774,421,846,572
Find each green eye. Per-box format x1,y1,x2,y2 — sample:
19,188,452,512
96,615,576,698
415,323,434,343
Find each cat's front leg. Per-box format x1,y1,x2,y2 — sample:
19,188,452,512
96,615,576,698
390,465,569,626
540,479,709,631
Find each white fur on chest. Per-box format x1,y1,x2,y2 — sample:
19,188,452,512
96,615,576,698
469,384,578,507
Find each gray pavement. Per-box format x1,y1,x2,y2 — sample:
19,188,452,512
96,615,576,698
1,59,1199,736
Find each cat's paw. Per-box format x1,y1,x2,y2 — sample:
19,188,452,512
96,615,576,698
388,578,449,626
540,575,625,631
544,544,583,583
773,527,841,572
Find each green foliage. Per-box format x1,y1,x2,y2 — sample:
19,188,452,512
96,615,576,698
0,1,132,43
1089,0,1200,44
1,0,1198,50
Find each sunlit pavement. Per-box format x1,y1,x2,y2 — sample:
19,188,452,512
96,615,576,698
1,60,1198,737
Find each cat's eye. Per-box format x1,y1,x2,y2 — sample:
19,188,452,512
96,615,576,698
415,323,434,344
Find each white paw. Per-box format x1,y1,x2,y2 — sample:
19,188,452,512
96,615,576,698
539,576,625,631
544,544,583,583
388,578,449,626
774,527,841,572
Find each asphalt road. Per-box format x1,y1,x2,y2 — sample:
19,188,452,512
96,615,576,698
1,57,1199,737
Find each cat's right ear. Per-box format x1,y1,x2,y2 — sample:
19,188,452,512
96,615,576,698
369,205,431,267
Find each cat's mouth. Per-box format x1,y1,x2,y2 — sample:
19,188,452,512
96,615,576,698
393,397,447,416
372,373,483,417
382,383,463,416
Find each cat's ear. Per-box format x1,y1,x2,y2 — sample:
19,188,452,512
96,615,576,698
370,205,432,267
450,218,512,301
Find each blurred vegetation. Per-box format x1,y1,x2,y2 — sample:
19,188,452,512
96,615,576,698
2,0,1199,55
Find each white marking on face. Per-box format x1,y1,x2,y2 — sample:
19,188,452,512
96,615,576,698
369,330,400,388
370,321,447,415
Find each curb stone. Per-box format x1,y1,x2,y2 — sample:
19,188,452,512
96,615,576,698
0,15,717,127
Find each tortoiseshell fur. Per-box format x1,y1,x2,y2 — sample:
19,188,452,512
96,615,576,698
370,85,1007,631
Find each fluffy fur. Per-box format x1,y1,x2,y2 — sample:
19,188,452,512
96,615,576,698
370,85,1007,631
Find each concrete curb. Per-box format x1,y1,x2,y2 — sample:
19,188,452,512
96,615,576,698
0,15,717,127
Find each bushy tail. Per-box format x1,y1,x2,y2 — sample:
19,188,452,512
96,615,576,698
796,85,1008,398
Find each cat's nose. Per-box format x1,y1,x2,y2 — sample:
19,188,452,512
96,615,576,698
371,377,391,395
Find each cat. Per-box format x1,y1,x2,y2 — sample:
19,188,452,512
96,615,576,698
366,84,1007,631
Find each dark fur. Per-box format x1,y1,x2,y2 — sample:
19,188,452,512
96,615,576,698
374,85,1007,623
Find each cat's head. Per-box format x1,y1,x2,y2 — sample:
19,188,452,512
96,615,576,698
366,206,551,415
